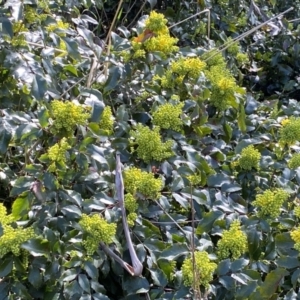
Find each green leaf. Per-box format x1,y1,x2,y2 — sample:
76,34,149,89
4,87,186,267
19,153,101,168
0,17,13,38
61,37,80,59
21,239,50,256
172,193,189,209
63,65,78,76
235,280,258,300
0,126,12,154
221,182,242,193
78,274,91,294
10,176,34,197
0,258,13,277
12,192,30,218
158,244,189,261
196,210,223,234
123,277,149,295
238,103,247,133
37,106,50,128
249,268,288,300
28,266,43,288
207,173,231,187
276,256,300,269
84,261,99,280
149,268,168,287
216,259,231,276
31,74,47,101
247,229,261,261
104,66,121,93
231,258,249,272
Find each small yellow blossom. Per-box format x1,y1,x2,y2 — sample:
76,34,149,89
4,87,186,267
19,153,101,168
50,100,90,136
279,117,300,146
253,189,289,218
182,251,217,288
124,167,163,199
152,102,184,131
130,124,174,162
80,214,116,255
217,220,247,260
238,145,261,170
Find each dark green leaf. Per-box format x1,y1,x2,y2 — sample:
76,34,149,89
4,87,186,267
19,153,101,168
21,238,50,256
10,176,34,197
78,274,91,294
31,74,47,101
123,277,149,295
196,210,223,234
149,268,168,287
0,126,12,154
158,244,189,261
0,17,13,38
28,266,43,288
0,258,13,277
207,173,231,187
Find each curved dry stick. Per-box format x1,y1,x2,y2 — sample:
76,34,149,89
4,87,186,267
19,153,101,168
31,156,143,276
114,152,143,276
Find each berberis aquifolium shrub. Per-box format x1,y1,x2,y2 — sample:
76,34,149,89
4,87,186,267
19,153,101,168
2,0,300,299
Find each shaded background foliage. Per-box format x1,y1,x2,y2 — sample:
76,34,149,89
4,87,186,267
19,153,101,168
1,0,300,299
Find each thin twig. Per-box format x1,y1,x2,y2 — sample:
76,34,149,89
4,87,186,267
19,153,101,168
127,0,147,29
168,9,210,29
204,7,294,62
190,185,201,299
154,199,186,236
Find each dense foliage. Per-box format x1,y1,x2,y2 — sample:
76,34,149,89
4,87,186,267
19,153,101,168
1,0,300,299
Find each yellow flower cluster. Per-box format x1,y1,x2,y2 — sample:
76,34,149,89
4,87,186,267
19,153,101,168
280,117,300,146
125,193,139,226
217,220,247,260
79,214,116,255
0,225,35,258
252,189,289,218
181,251,217,288
132,11,178,58
291,227,300,251
226,38,240,56
130,124,174,162
99,107,114,135
187,173,202,186
143,35,179,57
9,22,28,47
47,137,71,172
238,145,261,170
50,100,90,136
206,65,245,110
201,50,227,68
294,206,300,218
152,102,184,131
236,53,249,66
46,19,69,36
127,212,138,227
125,193,138,212
24,6,47,24
172,57,206,79
144,11,168,35
288,153,300,169
124,167,163,199
156,57,206,88
0,204,35,258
